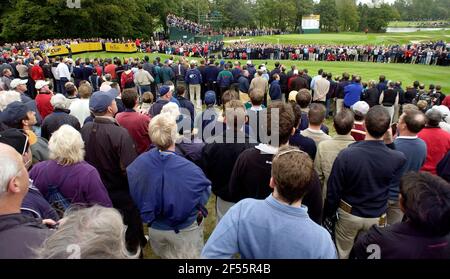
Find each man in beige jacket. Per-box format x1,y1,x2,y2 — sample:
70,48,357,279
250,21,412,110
314,109,355,202
249,69,269,106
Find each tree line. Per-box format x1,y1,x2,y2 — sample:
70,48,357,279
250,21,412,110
1,0,449,42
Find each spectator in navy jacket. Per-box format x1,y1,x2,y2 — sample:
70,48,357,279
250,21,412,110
185,61,202,108
324,105,406,259
269,74,282,101
387,109,427,225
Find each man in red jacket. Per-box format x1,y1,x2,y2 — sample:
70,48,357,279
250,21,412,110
115,88,151,155
34,80,54,120
418,109,450,174
30,60,45,81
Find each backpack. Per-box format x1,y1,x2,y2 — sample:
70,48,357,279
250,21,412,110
44,166,71,218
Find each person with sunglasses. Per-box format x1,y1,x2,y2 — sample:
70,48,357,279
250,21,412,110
0,128,58,222
0,101,49,164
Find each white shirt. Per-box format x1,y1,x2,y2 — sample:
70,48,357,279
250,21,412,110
69,99,90,127
56,62,71,79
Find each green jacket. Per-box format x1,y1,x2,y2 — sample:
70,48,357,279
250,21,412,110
160,65,174,84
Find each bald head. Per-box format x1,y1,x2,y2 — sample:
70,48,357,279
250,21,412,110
400,110,426,135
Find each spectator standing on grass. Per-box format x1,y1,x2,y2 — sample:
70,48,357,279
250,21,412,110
351,101,369,142
301,103,331,145
185,61,202,109
387,109,427,225
201,100,255,222
69,84,92,127
313,72,330,106
249,69,269,106
127,113,211,259
134,63,154,96
343,76,363,108
80,90,147,254
269,74,282,101
288,103,317,160
202,146,337,259
41,94,80,140
115,89,151,155
35,80,54,120
379,82,399,124
315,110,355,203
335,73,351,114
324,106,406,259
229,102,323,224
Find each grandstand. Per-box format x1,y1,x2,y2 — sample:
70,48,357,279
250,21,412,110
168,14,224,43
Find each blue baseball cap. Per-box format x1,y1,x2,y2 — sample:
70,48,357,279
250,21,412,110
159,85,171,97
0,101,31,126
89,90,115,113
205,91,216,105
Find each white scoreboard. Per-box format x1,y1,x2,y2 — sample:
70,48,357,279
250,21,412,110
302,15,320,30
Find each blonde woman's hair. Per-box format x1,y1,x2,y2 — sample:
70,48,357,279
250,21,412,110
149,113,178,151
49,125,85,165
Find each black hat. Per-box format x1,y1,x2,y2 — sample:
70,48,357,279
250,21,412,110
0,128,28,155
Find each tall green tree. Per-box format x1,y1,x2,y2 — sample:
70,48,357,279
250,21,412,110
213,0,255,28
315,0,339,32
0,0,158,41
336,0,360,31
293,0,314,32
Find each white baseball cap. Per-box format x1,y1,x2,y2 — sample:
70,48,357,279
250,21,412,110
35,80,50,90
352,101,370,116
10,79,28,89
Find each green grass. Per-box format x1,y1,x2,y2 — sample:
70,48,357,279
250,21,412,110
74,52,450,93
225,30,450,45
388,21,450,28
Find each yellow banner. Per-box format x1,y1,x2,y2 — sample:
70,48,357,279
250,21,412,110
47,45,69,56
105,42,137,53
70,42,103,53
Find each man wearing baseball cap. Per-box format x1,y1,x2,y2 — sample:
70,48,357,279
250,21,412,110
0,101,49,164
10,79,32,103
149,85,173,117
80,90,147,253
351,101,370,141
0,129,58,222
35,80,54,120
